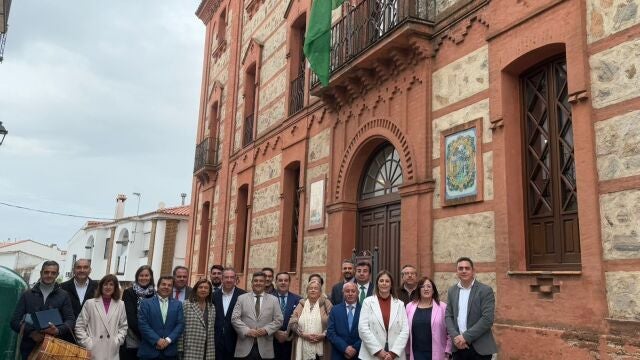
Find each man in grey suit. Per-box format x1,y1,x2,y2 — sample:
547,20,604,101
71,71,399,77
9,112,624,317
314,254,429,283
231,271,284,360
445,257,497,360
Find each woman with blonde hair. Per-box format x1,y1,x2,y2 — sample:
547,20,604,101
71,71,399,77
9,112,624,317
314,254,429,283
75,274,128,360
289,276,334,360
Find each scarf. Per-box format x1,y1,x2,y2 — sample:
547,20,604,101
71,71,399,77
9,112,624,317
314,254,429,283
295,298,324,360
132,282,155,309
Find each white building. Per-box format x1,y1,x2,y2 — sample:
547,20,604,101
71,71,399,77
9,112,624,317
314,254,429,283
65,195,190,284
0,240,66,283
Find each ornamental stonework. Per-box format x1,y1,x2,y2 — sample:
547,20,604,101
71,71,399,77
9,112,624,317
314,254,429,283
590,38,640,108
248,241,279,269
587,0,640,43
432,45,489,111
432,99,491,159
250,211,280,240
303,234,328,267
254,154,282,186
433,211,496,263
595,110,640,181
605,271,640,320
308,128,331,163
600,189,640,260
252,182,281,213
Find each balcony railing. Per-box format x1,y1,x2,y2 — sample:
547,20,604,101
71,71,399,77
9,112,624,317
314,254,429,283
193,137,219,173
312,0,435,87
289,70,305,116
243,113,254,147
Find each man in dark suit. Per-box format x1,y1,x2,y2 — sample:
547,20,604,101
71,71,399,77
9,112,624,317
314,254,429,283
171,266,192,302
330,259,355,305
138,275,185,360
272,272,301,360
445,257,497,360
213,266,246,359
354,261,374,304
327,282,362,359
60,258,99,319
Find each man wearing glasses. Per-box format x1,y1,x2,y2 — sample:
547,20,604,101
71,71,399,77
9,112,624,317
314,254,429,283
398,264,419,305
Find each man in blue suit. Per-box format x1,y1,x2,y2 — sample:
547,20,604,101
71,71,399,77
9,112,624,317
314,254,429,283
327,282,362,359
273,272,301,360
138,275,185,360
213,267,246,359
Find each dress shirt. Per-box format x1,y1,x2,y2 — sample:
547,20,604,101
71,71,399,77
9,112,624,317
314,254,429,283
222,288,234,315
357,282,370,302
173,287,186,302
159,295,169,323
74,278,89,302
456,279,475,334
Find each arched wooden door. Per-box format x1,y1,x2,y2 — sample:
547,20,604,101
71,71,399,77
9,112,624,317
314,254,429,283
357,144,403,283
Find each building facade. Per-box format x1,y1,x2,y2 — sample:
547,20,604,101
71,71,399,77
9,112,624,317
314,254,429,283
65,197,190,284
0,240,66,284
187,0,640,357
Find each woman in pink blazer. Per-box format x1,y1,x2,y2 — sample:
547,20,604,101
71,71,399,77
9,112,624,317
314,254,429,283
405,277,452,360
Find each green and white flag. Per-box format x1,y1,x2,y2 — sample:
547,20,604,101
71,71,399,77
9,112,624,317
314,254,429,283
304,0,344,86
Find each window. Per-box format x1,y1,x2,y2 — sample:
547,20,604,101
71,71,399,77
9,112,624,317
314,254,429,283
234,185,250,271
198,202,211,274
521,56,580,270
243,65,257,147
281,163,301,271
288,15,306,116
216,9,226,45
103,237,111,259
84,236,95,260
360,144,403,200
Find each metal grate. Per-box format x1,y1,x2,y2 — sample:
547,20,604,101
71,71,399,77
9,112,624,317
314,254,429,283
288,70,305,116
311,0,435,87
243,113,254,147
193,137,218,173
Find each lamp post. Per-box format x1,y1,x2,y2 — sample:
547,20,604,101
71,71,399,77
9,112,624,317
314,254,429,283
132,192,141,244
0,122,7,146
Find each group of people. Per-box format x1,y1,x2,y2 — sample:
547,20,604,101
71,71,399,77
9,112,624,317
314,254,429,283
10,256,496,360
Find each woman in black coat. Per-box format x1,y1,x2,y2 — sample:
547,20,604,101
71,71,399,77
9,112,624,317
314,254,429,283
119,265,156,360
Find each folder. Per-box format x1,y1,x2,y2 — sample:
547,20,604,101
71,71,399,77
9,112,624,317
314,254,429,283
31,309,63,330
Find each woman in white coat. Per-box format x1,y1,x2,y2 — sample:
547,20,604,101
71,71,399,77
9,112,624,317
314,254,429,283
358,270,409,360
75,274,128,360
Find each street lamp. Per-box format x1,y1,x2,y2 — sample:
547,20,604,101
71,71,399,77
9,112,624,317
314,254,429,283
0,122,7,146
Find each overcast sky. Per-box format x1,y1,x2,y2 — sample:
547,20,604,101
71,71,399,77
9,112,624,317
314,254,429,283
0,1,205,248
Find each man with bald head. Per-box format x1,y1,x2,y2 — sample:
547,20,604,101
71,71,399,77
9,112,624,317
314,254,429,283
60,259,98,319
327,282,362,359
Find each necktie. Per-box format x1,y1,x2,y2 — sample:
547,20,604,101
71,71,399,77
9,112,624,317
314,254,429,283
160,298,168,324
174,289,180,300
280,295,286,314
255,294,261,318
359,285,366,304
347,305,354,331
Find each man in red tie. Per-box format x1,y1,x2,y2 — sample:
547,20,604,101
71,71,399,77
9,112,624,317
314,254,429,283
171,266,192,303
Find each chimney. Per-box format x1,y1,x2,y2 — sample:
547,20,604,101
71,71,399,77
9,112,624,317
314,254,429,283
180,193,187,205
115,194,127,219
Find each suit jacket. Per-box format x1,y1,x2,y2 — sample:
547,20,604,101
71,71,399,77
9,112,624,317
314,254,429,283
327,302,362,360
60,278,99,319
406,301,452,360
355,282,375,304
273,292,301,360
231,292,284,359
137,296,185,359
178,300,215,360
74,298,128,360
213,286,246,358
330,279,355,305
358,296,409,360
172,286,192,302
444,280,497,355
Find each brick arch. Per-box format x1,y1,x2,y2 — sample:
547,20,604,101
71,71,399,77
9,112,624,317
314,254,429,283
335,118,415,201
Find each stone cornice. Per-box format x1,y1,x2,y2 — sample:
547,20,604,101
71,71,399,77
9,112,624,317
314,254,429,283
196,0,223,25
